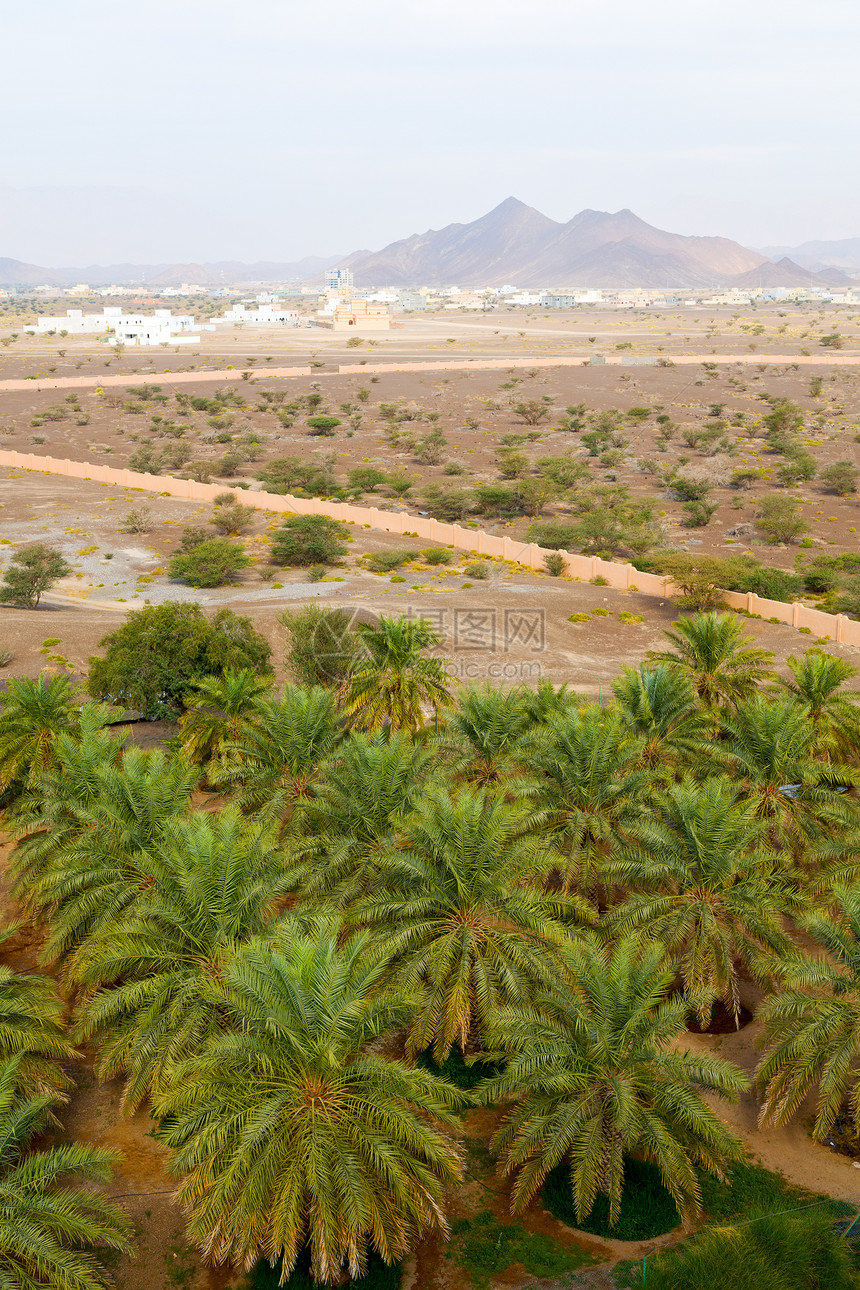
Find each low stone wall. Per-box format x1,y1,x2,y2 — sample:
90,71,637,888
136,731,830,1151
3,448,859,645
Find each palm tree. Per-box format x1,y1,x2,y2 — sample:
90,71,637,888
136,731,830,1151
527,705,648,895
176,668,271,768
437,685,533,787
11,747,197,974
606,778,793,1021
611,664,711,775
358,786,591,1059
479,936,746,1228
648,613,775,710
756,886,860,1141
74,807,287,1112
0,935,76,1099
154,923,463,1284
0,673,87,795
0,1057,133,1289
519,678,581,728
215,685,340,825
780,650,860,761
290,732,431,905
339,616,453,733
719,695,858,854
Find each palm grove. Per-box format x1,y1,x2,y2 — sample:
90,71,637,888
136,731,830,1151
3,598,860,1286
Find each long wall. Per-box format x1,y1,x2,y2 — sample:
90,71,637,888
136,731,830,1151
3,448,860,646
1,351,858,394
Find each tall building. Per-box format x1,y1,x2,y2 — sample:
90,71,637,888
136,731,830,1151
324,267,354,291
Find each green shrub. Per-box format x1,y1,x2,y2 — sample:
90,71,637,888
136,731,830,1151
420,547,453,566
568,613,590,622
361,550,419,573
463,560,490,580
270,516,349,567
88,602,272,718
543,552,567,577
169,538,250,588
278,605,366,689
306,415,342,436
543,1157,678,1240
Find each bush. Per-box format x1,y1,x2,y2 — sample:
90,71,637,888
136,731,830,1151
422,487,475,522
644,1210,856,1290
682,499,718,527
0,544,71,609
270,515,349,567
756,495,809,544
362,550,420,573
210,502,255,534
306,415,342,436
279,605,366,688
463,560,490,580
176,525,211,553
306,564,327,582
543,552,567,577
512,399,550,425
421,547,453,566
168,538,251,587
348,467,387,494
119,506,153,534
821,461,858,495
256,457,335,497
88,602,272,718
543,1157,678,1240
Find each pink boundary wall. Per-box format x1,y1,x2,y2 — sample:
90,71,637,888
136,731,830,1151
0,352,858,394
3,448,860,646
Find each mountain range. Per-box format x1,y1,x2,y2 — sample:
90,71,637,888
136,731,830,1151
0,199,856,289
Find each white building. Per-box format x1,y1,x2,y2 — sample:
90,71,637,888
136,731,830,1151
213,302,300,326
28,307,199,344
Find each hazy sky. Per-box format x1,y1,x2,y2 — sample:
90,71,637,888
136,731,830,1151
3,0,858,264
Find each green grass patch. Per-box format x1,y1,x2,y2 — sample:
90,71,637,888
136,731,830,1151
543,1157,678,1240
249,1250,400,1289
451,1210,594,1289
699,1158,853,1223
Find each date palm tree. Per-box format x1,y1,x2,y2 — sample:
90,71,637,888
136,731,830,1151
74,806,287,1111
0,1057,133,1290
648,613,775,711
358,786,591,1059
11,747,197,974
780,650,860,761
215,685,340,826
479,936,746,1228
719,695,858,855
289,732,431,905
339,616,453,733
0,673,87,796
527,706,648,896
756,887,860,1141
0,940,76,1099
176,668,272,769
154,924,463,1284
606,778,793,1021
437,685,533,787
611,664,711,776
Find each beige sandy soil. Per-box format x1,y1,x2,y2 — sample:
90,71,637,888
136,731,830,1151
1,306,860,569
